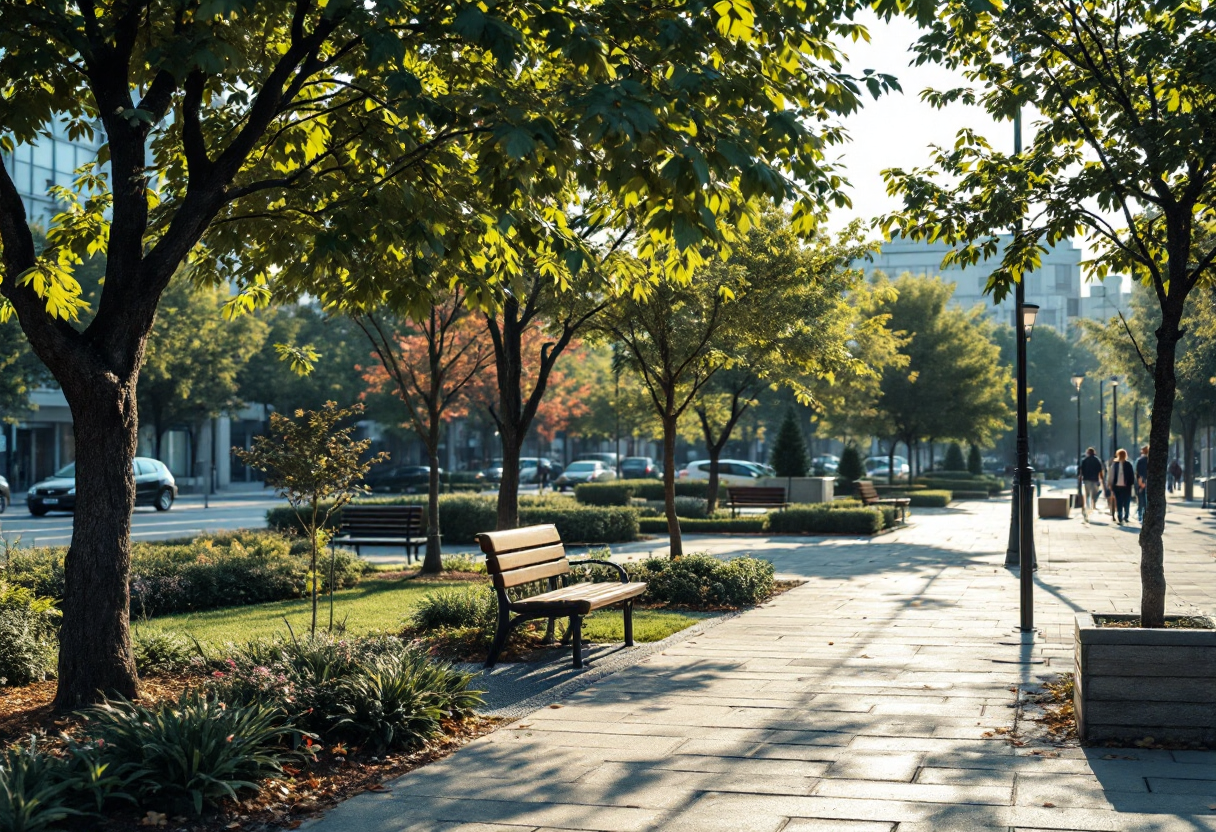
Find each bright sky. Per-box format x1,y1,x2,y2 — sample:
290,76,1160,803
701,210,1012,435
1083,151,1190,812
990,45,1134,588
825,13,1127,295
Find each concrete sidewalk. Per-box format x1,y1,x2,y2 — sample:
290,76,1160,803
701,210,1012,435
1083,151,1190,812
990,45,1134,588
305,494,1216,832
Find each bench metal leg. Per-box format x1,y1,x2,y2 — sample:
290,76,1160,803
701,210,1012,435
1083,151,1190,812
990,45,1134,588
571,615,584,669
624,602,634,647
484,604,513,670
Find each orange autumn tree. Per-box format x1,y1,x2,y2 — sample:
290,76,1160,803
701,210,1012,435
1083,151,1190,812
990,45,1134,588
357,290,493,574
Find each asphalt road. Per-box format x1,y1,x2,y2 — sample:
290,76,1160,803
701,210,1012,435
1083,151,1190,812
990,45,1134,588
0,494,282,547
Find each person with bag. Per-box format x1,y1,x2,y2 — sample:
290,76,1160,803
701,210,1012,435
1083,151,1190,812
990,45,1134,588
1107,448,1135,525
1168,458,1183,493
1078,447,1105,514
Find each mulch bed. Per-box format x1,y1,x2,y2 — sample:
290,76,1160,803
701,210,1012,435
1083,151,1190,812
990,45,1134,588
0,674,499,832
1094,615,1214,629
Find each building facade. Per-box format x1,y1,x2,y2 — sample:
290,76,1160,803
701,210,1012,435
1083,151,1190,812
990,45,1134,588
861,236,1130,330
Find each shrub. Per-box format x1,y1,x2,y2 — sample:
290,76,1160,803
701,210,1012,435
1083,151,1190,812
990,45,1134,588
333,651,480,752
943,443,966,471
954,490,991,500
836,444,865,486
408,585,497,632
0,583,59,687
635,554,774,608
574,482,636,506
517,505,638,543
615,479,724,501
440,554,487,574
769,410,809,477
908,490,952,508
0,739,83,832
132,629,197,675
673,496,708,519
637,516,767,534
968,444,983,475
86,692,305,815
765,505,883,535
916,475,1004,493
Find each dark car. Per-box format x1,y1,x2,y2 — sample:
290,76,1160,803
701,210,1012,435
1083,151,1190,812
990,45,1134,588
0,474,9,513
363,464,441,493
26,458,177,516
620,456,659,479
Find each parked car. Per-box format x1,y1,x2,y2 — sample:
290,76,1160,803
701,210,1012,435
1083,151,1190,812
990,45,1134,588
577,452,619,468
864,456,910,479
620,456,660,479
0,475,9,513
519,457,564,484
26,458,177,516
678,459,766,487
555,460,616,490
811,454,840,475
363,464,440,493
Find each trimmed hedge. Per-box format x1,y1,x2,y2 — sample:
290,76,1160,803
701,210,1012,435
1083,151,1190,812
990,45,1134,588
574,482,636,506
908,490,952,508
638,517,768,534
3,531,366,617
614,479,725,501
953,490,991,500
765,504,884,535
574,553,775,608
916,475,1005,494
267,494,638,545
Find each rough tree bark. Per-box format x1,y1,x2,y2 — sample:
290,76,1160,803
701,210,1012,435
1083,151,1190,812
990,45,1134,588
661,412,683,559
697,392,748,514
1140,302,1184,629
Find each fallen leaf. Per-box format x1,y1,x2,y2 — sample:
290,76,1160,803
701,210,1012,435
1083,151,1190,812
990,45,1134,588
1043,802,1056,808
366,783,390,792
140,811,167,828
549,704,563,709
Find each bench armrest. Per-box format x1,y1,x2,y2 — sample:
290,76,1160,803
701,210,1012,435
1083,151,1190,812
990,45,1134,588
568,559,629,583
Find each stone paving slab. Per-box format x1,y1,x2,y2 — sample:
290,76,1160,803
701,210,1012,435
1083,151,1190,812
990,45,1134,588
306,493,1216,832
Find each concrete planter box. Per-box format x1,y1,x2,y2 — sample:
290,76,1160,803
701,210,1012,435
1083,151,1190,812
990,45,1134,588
757,477,834,504
1074,612,1216,744
1038,496,1071,518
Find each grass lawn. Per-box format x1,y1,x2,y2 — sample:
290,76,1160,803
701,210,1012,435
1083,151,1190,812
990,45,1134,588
137,576,712,647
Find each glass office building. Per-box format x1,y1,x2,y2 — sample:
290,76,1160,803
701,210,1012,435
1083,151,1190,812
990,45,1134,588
1,117,104,226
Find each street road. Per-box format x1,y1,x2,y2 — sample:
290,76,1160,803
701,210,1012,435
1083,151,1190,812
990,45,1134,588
0,494,282,547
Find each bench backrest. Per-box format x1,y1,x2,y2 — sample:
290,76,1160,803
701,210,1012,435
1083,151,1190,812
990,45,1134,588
855,480,880,504
727,486,787,504
340,504,424,534
476,524,570,590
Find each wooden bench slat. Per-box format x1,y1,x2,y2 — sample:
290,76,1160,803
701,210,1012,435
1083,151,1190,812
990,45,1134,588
477,525,561,556
493,558,571,589
489,542,568,573
513,582,648,614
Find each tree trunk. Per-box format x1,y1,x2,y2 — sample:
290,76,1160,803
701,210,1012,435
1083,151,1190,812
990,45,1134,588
928,442,935,474
1140,308,1184,629
421,416,443,574
53,382,140,709
888,442,896,486
1180,418,1198,502
497,424,523,530
706,453,721,515
662,413,682,559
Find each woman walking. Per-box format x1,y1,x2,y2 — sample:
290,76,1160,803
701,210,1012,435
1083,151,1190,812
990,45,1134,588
1107,448,1136,526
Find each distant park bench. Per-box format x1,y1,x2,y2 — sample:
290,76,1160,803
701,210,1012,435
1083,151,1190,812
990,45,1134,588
856,480,910,523
725,486,788,517
330,504,425,562
476,524,647,669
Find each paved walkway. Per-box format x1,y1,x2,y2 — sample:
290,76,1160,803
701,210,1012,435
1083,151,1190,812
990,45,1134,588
306,492,1216,832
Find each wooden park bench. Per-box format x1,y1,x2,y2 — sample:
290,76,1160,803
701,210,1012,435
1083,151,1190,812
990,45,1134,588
476,524,647,669
330,504,425,562
725,486,788,517
856,480,910,523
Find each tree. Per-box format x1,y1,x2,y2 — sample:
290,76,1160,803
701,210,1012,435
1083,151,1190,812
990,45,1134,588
770,410,810,478
1080,284,1216,501
0,317,43,424
357,293,492,572
688,216,877,511
882,0,1216,627
138,279,267,461
235,403,386,636
239,306,367,415
846,275,1013,482
837,443,865,487
943,443,966,472
0,0,920,706
968,443,983,475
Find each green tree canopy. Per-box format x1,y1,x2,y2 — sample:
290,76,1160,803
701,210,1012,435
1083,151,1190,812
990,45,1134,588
881,0,1216,627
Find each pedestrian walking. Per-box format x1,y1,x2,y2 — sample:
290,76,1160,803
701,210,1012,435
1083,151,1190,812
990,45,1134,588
1168,457,1183,493
1108,448,1135,525
1078,447,1105,515
1135,445,1149,523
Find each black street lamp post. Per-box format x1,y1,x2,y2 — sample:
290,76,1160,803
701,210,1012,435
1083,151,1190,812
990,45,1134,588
1110,377,1120,459
1015,302,1039,631
1072,373,1084,506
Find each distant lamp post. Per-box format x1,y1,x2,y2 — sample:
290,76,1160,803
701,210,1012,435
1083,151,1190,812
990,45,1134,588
1110,376,1120,459
1022,303,1040,339
1071,373,1084,506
